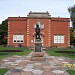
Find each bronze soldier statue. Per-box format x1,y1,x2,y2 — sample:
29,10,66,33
35,24,40,39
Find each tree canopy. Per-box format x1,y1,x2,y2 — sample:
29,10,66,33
68,5,75,29
0,19,8,45
70,27,74,43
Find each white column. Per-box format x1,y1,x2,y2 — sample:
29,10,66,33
48,20,51,47
27,19,30,46
68,21,70,47
8,22,10,45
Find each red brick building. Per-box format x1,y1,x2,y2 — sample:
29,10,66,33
8,11,70,48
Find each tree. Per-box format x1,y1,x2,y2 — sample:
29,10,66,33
68,5,75,29
70,27,74,44
0,19,8,45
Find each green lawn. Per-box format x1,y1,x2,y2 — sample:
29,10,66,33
0,46,31,59
0,69,8,75
67,70,75,75
47,48,75,60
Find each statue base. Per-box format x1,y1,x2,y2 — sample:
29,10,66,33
30,39,46,61
34,39,42,52
30,52,45,61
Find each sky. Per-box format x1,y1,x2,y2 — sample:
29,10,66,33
0,0,74,24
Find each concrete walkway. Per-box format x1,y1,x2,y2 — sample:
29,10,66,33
0,51,74,75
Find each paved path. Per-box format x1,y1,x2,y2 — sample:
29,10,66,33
0,51,74,75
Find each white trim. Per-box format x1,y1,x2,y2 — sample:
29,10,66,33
27,35,29,36
68,22,70,46
27,29,29,30
8,29,9,31
27,27,29,29
54,35,64,44
48,19,51,46
27,19,30,46
8,22,10,45
49,20,51,21
27,30,29,33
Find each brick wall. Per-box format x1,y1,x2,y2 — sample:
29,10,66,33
8,17,27,47
8,17,70,48
51,18,70,47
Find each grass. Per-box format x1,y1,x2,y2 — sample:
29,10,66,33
47,48,75,60
0,46,31,59
0,68,8,75
67,70,75,75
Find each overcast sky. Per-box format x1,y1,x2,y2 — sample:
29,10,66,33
0,0,74,24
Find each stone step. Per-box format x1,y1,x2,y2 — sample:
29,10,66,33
32,52,44,57
30,57,46,61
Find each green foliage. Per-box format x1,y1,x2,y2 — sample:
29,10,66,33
0,68,8,75
68,5,75,28
70,27,74,43
0,19,8,45
0,19,8,34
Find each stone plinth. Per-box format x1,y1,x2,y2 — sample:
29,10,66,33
32,52,44,57
30,52,45,61
30,57,45,61
34,39,42,52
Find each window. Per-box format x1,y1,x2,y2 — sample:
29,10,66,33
34,24,41,28
54,35,64,44
34,21,44,29
13,35,24,43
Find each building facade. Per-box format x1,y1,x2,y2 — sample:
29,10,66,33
8,11,70,48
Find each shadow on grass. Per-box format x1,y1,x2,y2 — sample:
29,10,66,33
0,50,23,55
0,47,31,59
0,50,23,52
55,51,75,53
47,48,75,60
55,51,75,56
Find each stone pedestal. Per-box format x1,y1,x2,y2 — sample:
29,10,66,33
34,39,42,52
32,52,44,57
30,39,45,61
30,52,45,61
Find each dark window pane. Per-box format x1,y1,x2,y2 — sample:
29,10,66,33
14,40,16,42
17,40,20,42
21,40,23,42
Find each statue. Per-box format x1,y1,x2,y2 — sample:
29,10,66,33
35,24,40,39
34,22,43,52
